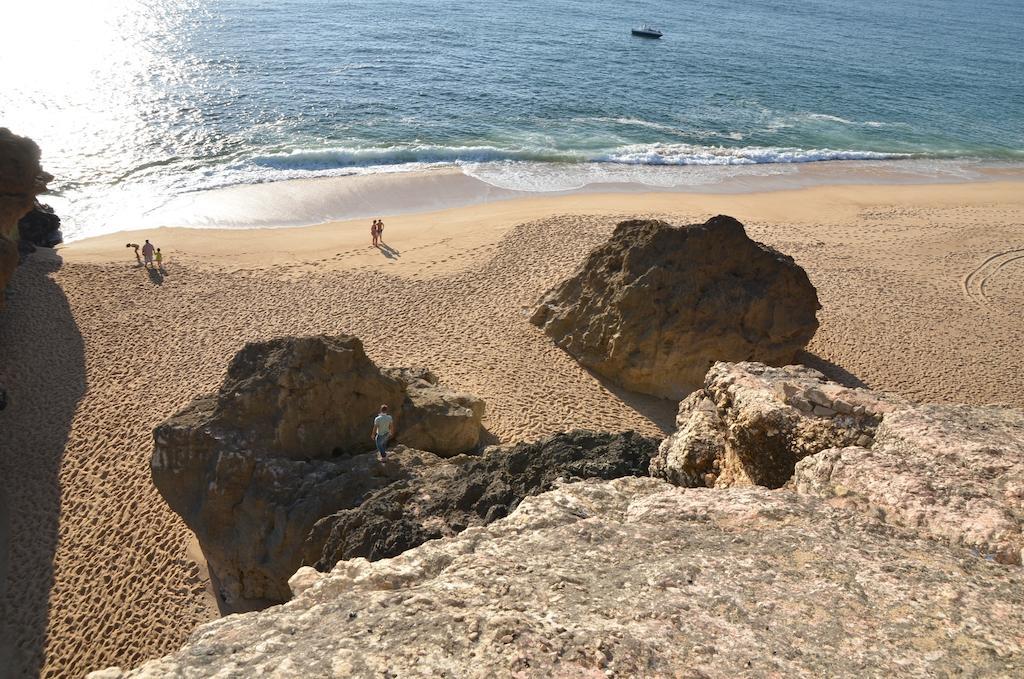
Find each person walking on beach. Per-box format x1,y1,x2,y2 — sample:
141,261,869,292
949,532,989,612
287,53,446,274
141,239,155,268
155,248,163,270
376,218,384,243
371,219,379,247
371,404,394,459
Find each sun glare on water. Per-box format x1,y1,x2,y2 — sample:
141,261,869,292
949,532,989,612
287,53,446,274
1,1,203,223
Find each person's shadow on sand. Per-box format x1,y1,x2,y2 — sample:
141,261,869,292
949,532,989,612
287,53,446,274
0,250,86,677
147,266,165,285
376,242,400,260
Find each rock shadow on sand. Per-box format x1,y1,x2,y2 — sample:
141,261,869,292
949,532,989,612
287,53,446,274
796,350,868,389
582,367,678,435
0,250,86,678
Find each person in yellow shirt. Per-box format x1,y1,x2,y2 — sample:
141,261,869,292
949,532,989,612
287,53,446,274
155,248,164,270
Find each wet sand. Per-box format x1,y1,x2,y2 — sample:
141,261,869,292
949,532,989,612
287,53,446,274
2,180,1023,676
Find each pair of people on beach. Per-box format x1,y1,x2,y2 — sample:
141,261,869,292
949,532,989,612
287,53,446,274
371,404,394,459
128,239,163,269
370,218,385,246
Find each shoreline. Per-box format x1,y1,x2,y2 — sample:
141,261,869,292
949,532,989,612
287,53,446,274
63,179,1024,277
59,158,1024,243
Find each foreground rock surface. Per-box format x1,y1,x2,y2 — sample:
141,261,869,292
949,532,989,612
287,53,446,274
152,335,484,602
652,361,907,489
655,361,1024,566
93,477,1024,678
0,128,53,308
531,216,820,398
796,403,1024,565
304,430,658,569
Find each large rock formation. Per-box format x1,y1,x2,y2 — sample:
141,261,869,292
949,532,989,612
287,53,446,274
530,216,820,399
654,361,1024,566
303,430,658,569
0,128,53,307
795,403,1024,565
651,361,907,488
92,477,1024,678
152,334,485,602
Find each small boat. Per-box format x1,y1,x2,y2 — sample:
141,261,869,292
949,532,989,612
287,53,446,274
631,25,663,38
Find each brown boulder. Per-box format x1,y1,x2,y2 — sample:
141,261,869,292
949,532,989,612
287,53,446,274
383,367,486,456
530,216,820,398
651,361,907,489
151,334,484,603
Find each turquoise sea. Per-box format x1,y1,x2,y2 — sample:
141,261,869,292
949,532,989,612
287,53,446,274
2,0,1022,239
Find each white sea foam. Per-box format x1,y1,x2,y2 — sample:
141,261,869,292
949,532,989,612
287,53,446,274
805,113,904,128
246,145,576,171
596,144,909,166
239,143,910,179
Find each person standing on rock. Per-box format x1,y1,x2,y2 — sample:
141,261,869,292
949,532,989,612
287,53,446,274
141,239,155,268
371,404,394,459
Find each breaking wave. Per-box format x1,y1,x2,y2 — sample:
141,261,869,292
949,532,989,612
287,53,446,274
245,143,911,176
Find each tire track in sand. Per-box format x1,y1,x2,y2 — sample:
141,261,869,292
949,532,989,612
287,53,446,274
962,248,1024,308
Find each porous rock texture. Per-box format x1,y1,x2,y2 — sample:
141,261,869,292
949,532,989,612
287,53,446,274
92,477,1024,678
530,216,820,398
151,334,484,602
0,128,53,307
303,430,658,569
382,367,485,456
654,361,1024,566
651,361,907,489
795,403,1024,565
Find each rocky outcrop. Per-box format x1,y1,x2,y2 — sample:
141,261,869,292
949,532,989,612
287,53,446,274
383,367,485,456
303,430,658,569
151,334,484,602
0,128,53,307
92,477,1024,678
530,216,820,398
201,448,443,603
654,361,1024,566
795,403,1024,565
651,362,907,488
17,201,62,250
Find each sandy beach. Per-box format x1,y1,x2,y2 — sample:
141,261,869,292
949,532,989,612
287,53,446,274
2,179,1024,677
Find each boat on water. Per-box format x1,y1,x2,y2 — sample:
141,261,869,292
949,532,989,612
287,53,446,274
631,25,663,38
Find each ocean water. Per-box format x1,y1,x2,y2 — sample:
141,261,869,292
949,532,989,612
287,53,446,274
2,0,1022,239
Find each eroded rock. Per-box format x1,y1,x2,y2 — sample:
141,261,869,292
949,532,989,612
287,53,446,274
0,128,53,307
151,334,484,602
303,430,658,569
383,367,486,456
651,361,907,489
795,403,1024,565
531,216,820,398
93,477,1024,678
